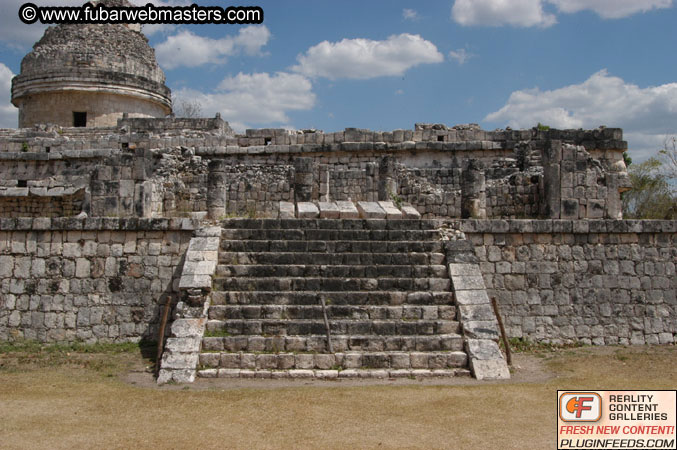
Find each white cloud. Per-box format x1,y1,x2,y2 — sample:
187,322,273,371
448,48,473,65
402,9,419,20
547,0,673,19
452,0,557,27
292,34,443,80
0,63,17,128
172,72,315,131
155,25,270,70
450,0,673,28
485,70,677,160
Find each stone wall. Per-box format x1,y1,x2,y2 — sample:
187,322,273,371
0,217,197,342
16,91,169,129
457,219,677,345
0,122,630,221
0,188,84,218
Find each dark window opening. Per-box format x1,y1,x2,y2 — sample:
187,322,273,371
73,111,87,127
264,137,272,145
121,142,129,150
17,180,27,187
45,146,50,153
437,135,444,142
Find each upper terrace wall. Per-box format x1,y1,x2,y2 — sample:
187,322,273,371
0,121,629,220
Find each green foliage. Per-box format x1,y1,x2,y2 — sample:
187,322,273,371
0,340,149,355
21,142,29,152
203,329,231,338
623,151,632,167
536,122,550,131
389,191,403,209
622,157,677,219
659,135,677,182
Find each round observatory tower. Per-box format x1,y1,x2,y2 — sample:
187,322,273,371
10,0,171,128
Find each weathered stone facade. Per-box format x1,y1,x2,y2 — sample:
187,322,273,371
461,219,676,344
0,120,630,221
0,217,195,342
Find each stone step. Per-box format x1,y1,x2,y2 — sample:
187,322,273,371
205,318,460,336
202,333,464,353
220,228,440,241
212,276,451,292
197,368,472,379
215,264,448,278
219,251,445,266
199,351,468,370
219,240,445,254
210,291,455,306
208,304,457,321
220,218,442,231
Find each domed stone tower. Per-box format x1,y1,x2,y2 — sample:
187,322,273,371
11,0,171,128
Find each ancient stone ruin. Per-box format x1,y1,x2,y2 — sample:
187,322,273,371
10,0,170,128
0,15,675,383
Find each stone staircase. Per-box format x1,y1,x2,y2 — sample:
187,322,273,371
196,218,472,379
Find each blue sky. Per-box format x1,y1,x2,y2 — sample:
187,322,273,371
1,0,677,161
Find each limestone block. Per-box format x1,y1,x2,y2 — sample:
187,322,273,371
357,201,386,219
164,336,202,353
318,201,340,219
454,289,491,306
470,359,510,380
466,339,503,361
316,370,339,379
170,318,206,338
183,260,217,276
160,353,199,370
458,304,496,322
336,201,360,219
450,275,486,291
289,369,314,378
400,205,421,219
179,274,212,290
188,237,219,252
196,226,222,238
377,201,403,219
279,201,295,219
448,263,483,278
296,202,319,219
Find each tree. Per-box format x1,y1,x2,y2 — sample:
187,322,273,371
622,157,676,219
172,98,203,118
659,135,677,184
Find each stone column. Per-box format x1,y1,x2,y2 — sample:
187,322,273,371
461,159,486,219
378,155,397,201
293,157,314,202
207,160,227,220
605,173,622,220
134,180,153,218
541,139,562,218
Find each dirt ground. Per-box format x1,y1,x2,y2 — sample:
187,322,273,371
0,344,675,449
